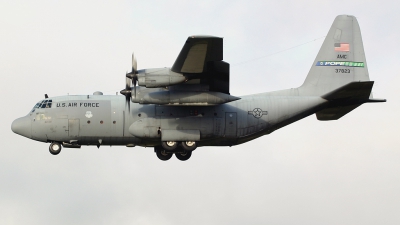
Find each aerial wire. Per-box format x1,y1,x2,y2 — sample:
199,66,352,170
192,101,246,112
231,36,326,67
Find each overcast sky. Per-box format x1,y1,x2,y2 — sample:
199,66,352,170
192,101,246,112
1,0,399,224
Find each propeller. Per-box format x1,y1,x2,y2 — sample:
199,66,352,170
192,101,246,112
120,53,138,111
120,77,132,111
126,53,138,97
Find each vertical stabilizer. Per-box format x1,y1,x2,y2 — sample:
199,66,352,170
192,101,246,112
300,15,370,96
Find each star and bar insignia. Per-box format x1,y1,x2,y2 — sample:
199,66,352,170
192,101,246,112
248,108,268,118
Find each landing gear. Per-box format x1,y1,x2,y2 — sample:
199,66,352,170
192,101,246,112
161,141,178,151
155,146,173,161
181,141,197,151
49,142,62,155
155,141,197,161
175,151,192,161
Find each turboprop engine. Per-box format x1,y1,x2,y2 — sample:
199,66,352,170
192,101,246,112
120,53,239,107
136,68,187,88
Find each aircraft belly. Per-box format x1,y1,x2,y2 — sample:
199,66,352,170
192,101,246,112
265,96,327,126
130,116,216,140
233,96,327,144
233,98,269,138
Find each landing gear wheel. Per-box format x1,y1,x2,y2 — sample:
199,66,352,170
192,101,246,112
161,141,178,151
155,147,173,161
49,142,62,155
181,141,197,151
175,151,192,161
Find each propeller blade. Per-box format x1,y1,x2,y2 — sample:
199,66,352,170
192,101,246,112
134,81,136,98
132,53,137,74
126,95,130,112
126,77,132,90
120,77,132,112
128,96,130,112
122,53,138,113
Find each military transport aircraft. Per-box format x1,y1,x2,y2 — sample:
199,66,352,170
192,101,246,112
11,15,385,161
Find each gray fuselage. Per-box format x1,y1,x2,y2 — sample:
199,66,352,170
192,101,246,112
15,89,327,148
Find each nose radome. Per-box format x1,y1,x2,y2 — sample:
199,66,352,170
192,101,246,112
11,116,31,138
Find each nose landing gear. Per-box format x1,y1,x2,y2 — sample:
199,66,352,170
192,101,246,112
49,142,62,155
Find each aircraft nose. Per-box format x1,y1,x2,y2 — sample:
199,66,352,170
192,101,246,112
11,116,32,138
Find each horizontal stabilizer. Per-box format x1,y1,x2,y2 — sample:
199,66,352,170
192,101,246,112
317,81,375,120
316,104,362,120
321,81,374,101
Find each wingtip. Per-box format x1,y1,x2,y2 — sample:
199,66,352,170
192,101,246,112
189,35,222,39
367,98,387,103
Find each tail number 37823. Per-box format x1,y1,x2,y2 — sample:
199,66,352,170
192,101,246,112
335,69,351,73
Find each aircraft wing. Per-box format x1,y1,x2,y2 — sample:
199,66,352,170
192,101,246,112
171,36,230,94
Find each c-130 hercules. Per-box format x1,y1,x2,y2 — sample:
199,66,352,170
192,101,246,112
11,15,385,161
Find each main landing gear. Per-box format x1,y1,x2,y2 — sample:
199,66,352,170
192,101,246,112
49,142,62,155
155,141,197,161
175,150,192,161
155,146,173,161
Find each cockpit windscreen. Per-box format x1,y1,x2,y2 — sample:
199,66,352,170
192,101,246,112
31,100,52,113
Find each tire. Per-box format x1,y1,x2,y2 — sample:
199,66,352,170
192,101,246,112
49,142,62,155
161,141,178,151
181,141,197,151
175,151,192,161
155,147,173,161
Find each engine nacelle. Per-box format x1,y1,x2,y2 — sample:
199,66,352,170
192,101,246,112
137,68,186,88
131,89,240,106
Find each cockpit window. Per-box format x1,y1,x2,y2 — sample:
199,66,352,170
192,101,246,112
40,100,48,108
32,100,53,112
32,103,39,113
46,100,52,108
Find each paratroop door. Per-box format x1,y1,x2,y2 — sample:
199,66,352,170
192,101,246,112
224,112,237,138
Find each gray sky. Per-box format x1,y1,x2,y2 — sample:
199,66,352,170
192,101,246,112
1,0,399,224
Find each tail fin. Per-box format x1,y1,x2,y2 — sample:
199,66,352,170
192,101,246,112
299,15,370,96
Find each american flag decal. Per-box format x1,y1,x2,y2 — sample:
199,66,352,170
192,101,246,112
334,43,350,52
